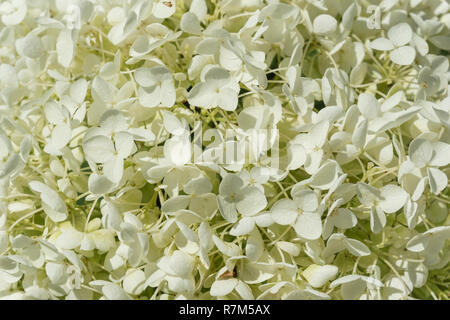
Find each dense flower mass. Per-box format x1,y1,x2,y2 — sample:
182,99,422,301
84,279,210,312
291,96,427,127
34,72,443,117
0,0,449,300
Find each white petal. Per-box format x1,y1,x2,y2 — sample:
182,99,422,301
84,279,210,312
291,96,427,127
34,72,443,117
245,229,264,262
83,135,115,163
370,206,386,234
161,110,184,136
406,234,428,252
166,276,195,295
390,46,416,65
344,238,371,256
181,12,202,34
409,138,433,168
309,121,330,148
352,119,367,149
388,23,412,47
92,230,115,252
430,142,450,167
294,213,322,240
134,68,157,87
169,250,195,278
358,93,380,119
333,208,357,229
370,38,394,51
187,82,217,109
217,196,238,223
254,213,274,227
100,199,122,231
302,264,338,288
57,29,74,68
29,180,49,193
293,189,318,212
323,233,346,257
102,283,131,300
406,262,428,288
20,33,43,59
322,218,335,240
195,38,219,55
380,91,403,112
164,134,191,166
0,231,7,254
412,34,429,56
340,280,369,299
51,124,72,149
146,164,172,183
330,274,362,288
276,241,300,256
313,14,337,35
235,280,254,300
70,79,88,104
114,132,135,158
123,269,146,295
55,228,83,249
212,235,240,257
103,157,124,183
162,196,191,214
350,62,368,85
99,109,128,133
429,36,450,51
311,161,340,190
229,217,255,236
217,88,238,111
184,176,212,195
152,1,176,19
356,182,379,206
88,173,115,195
210,279,239,297
404,199,419,229
428,167,447,195
236,186,267,216
284,288,330,300
379,185,408,213
220,45,242,71
45,262,66,285
219,174,243,197
198,222,213,250
189,193,217,218
287,143,306,170
270,199,298,225
190,0,207,21
138,87,158,108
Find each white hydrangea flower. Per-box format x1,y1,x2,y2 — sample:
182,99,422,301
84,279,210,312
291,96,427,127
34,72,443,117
135,66,176,108
188,66,240,111
217,174,267,223
271,188,322,240
370,23,417,65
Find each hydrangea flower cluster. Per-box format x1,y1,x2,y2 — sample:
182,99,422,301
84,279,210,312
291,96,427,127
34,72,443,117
0,0,449,300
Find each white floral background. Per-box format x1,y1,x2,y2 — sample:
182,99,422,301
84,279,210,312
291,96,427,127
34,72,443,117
0,0,449,300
